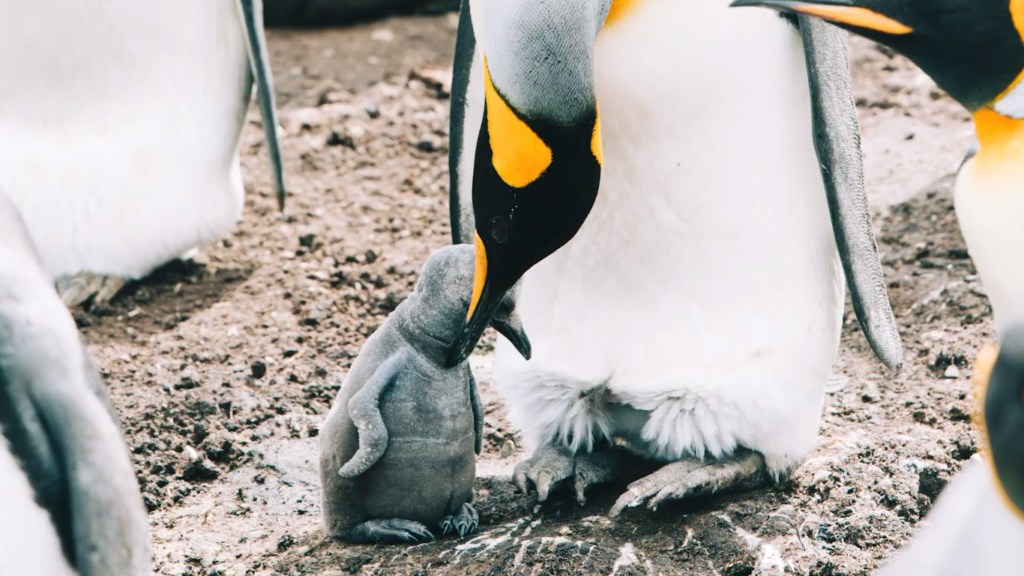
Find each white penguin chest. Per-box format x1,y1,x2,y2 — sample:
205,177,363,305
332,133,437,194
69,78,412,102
503,0,843,393
955,156,1024,333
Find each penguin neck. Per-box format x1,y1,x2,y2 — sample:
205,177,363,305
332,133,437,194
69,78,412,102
971,108,1024,185
391,295,463,366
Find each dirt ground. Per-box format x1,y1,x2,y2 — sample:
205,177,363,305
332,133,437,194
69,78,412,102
79,13,987,576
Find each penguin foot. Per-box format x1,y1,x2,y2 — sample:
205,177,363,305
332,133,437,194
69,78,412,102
348,519,435,544
609,449,770,518
440,503,479,538
514,444,620,505
56,273,127,307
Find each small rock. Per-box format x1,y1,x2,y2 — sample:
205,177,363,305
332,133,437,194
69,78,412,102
416,134,441,152
861,383,880,403
251,360,267,379
944,365,961,379
182,458,221,482
918,467,948,502
277,533,297,552
326,130,355,148
364,249,378,264
142,494,161,512
499,439,516,459
299,233,316,248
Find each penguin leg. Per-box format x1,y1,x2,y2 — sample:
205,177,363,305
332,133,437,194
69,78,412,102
440,502,480,538
609,449,770,518
55,273,126,307
348,519,435,544
513,444,620,505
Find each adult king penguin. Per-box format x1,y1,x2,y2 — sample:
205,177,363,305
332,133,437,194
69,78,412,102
873,331,1024,576
0,191,150,575
447,0,902,514
0,0,285,306
733,0,1024,338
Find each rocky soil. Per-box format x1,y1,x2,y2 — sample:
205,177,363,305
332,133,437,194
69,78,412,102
79,13,984,576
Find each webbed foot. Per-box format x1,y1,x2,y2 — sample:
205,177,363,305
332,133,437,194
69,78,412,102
514,444,619,505
348,518,435,544
609,449,770,517
440,502,479,538
56,273,127,307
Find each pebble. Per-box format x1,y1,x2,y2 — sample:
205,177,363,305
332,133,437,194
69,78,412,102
944,365,961,379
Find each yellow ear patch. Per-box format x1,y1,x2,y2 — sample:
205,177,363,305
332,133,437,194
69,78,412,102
592,106,604,166
467,232,488,321
1012,0,1024,43
604,0,642,29
791,5,912,35
483,57,552,188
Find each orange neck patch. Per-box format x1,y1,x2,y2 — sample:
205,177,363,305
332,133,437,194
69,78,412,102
592,105,604,166
482,56,553,188
971,108,1024,180
604,0,642,29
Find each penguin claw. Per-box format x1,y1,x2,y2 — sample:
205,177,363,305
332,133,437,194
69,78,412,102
441,503,479,539
56,273,127,307
348,519,435,544
609,450,771,518
513,445,619,505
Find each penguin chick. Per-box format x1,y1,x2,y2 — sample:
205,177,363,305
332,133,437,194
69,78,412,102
0,192,150,575
875,327,1024,576
319,245,530,543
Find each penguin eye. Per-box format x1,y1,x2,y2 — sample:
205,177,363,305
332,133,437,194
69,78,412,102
489,216,508,244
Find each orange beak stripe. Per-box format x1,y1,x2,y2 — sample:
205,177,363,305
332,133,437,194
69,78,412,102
467,232,488,321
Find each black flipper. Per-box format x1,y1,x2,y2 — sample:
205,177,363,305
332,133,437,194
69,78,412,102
238,0,287,210
449,0,477,245
799,15,903,371
469,371,483,455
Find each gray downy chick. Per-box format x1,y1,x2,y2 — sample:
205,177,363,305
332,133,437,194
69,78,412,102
319,244,531,543
0,192,151,575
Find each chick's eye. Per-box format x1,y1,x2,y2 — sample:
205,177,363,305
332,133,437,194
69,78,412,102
489,216,508,244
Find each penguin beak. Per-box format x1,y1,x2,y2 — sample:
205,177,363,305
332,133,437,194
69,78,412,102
237,0,287,210
447,233,531,366
729,0,912,35
977,329,1024,520
490,290,532,362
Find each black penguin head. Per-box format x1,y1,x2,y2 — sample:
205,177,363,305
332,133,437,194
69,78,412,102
407,245,531,365
447,1,612,367
731,0,1024,112
976,325,1024,519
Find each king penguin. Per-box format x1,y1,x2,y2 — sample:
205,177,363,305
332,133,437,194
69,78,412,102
873,330,1024,576
446,0,903,514
0,191,150,575
733,0,1024,340
0,0,285,306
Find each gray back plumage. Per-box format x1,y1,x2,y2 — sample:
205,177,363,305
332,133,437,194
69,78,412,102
0,193,150,575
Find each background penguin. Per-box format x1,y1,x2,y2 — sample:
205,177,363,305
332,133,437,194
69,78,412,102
0,191,150,575
873,329,1024,576
0,0,285,306
319,245,530,543
733,0,1024,339
262,0,460,27
445,0,902,513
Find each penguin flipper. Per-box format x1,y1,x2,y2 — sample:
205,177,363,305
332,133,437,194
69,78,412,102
469,371,483,455
799,15,903,371
238,0,287,210
338,354,404,478
448,0,478,245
